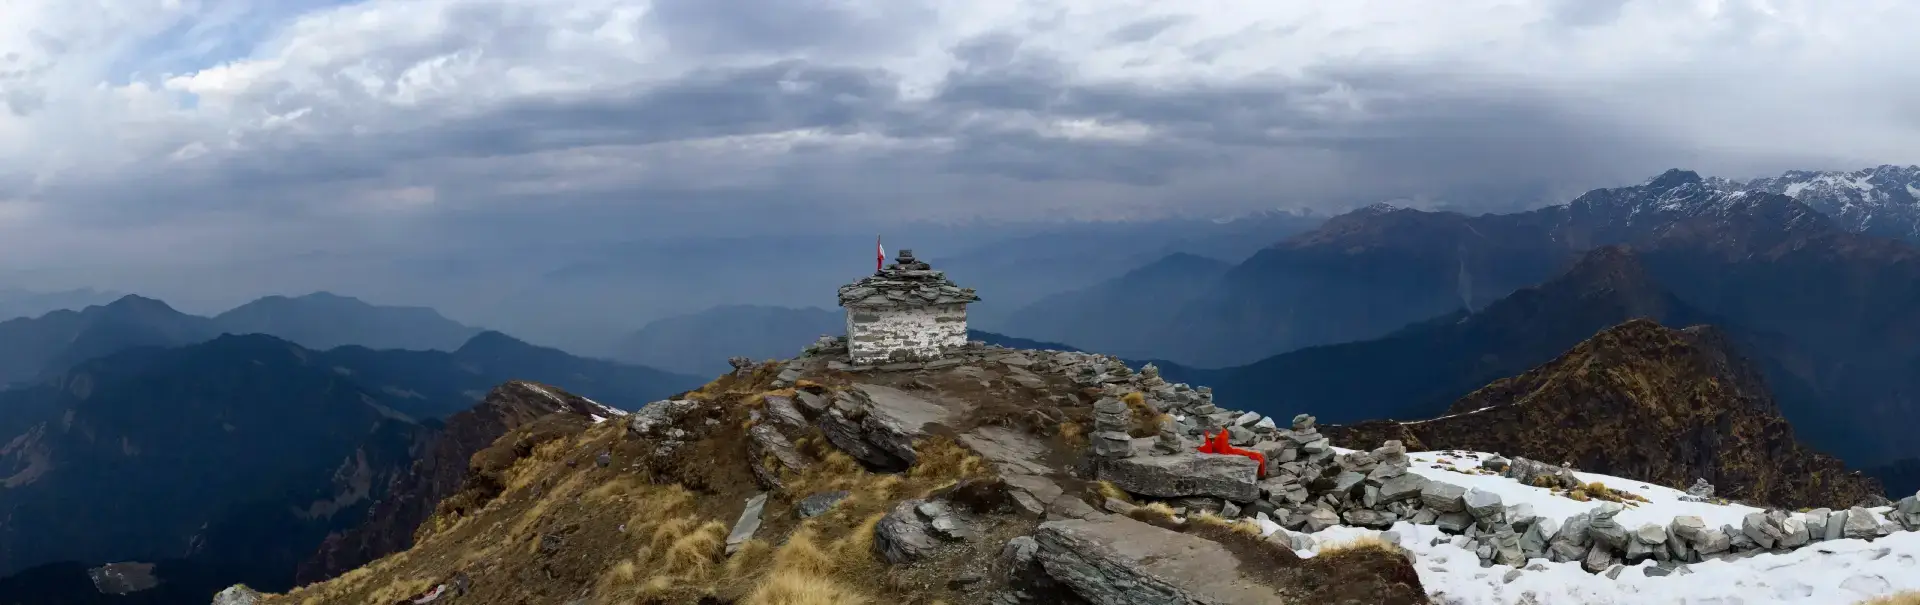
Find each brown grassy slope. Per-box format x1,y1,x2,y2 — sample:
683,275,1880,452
1326,319,1881,509
296,381,610,584
256,366,1021,605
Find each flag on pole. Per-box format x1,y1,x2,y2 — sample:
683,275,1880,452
876,236,886,272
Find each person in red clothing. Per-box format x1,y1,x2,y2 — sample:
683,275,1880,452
1194,429,1266,478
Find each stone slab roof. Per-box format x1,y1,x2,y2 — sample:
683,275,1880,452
838,249,981,308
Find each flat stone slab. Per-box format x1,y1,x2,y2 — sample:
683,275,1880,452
1034,515,1289,605
1096,454,1260,503
958,426,1054,476
855,383,964,432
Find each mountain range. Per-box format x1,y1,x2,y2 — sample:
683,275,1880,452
0,292,486,388
609,304,1079,375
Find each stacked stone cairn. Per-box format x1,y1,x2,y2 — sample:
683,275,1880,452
1088,397,1135,459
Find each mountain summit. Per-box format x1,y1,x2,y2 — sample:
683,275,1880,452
1325,319,1882,509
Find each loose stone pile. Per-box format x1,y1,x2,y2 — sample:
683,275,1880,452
755,340,1920,579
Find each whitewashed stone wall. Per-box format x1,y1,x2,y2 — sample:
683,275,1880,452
846,303,968,364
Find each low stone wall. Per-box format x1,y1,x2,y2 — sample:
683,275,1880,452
846,304,968,364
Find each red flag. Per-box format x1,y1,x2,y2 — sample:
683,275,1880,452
876,236,885,272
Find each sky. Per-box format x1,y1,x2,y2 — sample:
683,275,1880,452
2,0,1919,321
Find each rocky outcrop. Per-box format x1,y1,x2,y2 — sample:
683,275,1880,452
295,381,613,584
1325,319,1882,510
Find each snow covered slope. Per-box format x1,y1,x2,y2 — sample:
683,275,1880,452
1268,450,1916,605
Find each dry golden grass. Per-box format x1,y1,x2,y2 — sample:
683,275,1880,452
1857,591,1920,605
1120,392,1166,437
1318,535,1401,556
745,568,872,605
1095,480,1133,504
1188,512,1265,537
1058,420,1087,448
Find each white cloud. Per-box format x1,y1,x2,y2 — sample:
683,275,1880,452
1,0,1919,300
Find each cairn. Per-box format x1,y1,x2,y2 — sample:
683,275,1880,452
1089,397,1135,459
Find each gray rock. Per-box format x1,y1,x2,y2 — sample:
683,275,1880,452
1685,478,1715,499
875,500,941,564
1343,509,1396,529
794,391,829,415
1334,471,1368,496
1502,569,1523,584
1409,508,1439,525
1582,544,1616,574
1482,456,1510,473
795,491,850,518
1089,431,1135,458
1548,539,1588,563
1778,515,1810,549
1003,474,1064,518
1805,508,1832,541
1825,510,1849,541
1669,515,1709,543
1421,481,1469,513
1003,536,1039,569
1305,508,1341,532
211,586,263,605
726,493,769,555
762,394,809,428
1843,506,1881,540
1895,495,1920,530
628,398,700,436
1096,454,1260,503
1695,528,1732,555
1604,565,1625,580
1463,488,1505,524
1436,512,1474,534
1103,498,1138,515
1520,517,1559,557
1378,473,1429,503
1033,515,1295,605
1491,528,1527,567
1047,496,1099,520
1587,509,1630,551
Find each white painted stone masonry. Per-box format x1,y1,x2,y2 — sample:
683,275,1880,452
846,304,968,364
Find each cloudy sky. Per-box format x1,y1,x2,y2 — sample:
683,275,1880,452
2,0,1918,308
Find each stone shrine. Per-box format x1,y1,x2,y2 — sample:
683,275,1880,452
837,249,980,364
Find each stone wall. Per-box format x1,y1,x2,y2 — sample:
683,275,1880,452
846,303,968,364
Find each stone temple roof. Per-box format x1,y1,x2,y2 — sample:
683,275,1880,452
838,249,981,308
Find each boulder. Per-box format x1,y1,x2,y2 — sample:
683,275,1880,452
211,586,264,605
1582,544,1616,574
1519,517,1558,558
1342,509,1396,529
1685,478,1715,499
875,500,941,564
1586,507,1629,551
1097,454,1260,503
795,491,850,519
1804,509,1832,542
1894,494,1920,531
1668,516,1708,543
1843,506,1881,540
1463,488,1505,524
1778,515,1810,549
1491,528,1527,567
1378,473,1429,503
1825,510,1850,541
1305,508,1341,532
1740,512,1782,549
1420,481,1468,513
1694,528,1731,555
1436,512,1474,534
1032,515,1293,605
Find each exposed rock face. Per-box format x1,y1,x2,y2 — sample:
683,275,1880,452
1325,319,1882,509
1095,454,1261,503
295,381,612,584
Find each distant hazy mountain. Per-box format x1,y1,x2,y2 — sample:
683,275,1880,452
1000,252,1232,359
611,305,845,376
0,295,220,386
0,293,509,389
1736,165,1920,244
0,331,697,593
213,292,482,352
0,287,124,322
